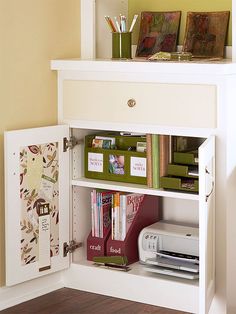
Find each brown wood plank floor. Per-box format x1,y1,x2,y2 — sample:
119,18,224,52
1,288,190,314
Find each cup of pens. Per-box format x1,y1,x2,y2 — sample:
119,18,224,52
112,32,132,59
105,14,138,59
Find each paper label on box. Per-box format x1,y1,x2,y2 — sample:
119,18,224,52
88,153,103,172
130,157,146,177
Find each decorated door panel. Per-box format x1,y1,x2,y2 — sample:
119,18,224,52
5,125,70,286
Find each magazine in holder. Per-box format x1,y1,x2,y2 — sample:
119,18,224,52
106,195,161,265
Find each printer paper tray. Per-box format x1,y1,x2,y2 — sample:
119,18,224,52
156,250,199,264
144,265,199,280
146,256,199,273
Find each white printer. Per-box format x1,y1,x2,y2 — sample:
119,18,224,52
138,220,199,279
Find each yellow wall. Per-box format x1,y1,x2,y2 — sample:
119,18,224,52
128,0,232,45
0,0,81,286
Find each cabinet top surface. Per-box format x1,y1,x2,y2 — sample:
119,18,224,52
51,58,236,76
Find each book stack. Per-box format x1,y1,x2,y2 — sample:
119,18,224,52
146,134,170,189
111,192,145,241
91,190,114,238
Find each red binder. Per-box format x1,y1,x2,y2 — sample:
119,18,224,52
106,195,161,265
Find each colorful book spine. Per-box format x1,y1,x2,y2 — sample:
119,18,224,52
97,192,102,238
159,135,170,177
91,191,95,237
97,192,101,237
111,193,117,240
100,191,113,238
114,192,120,240
93,189,99,237
120,193,127,241
152,134,160,188
146,134,152,188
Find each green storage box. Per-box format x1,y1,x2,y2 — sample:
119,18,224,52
160,176,198,192
84,133,147,184
167,164,198,178
173,150,198,165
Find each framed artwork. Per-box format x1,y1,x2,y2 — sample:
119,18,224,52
183,11,230,58
136,11,181,57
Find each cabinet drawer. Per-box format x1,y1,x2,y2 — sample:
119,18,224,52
63,80,217,128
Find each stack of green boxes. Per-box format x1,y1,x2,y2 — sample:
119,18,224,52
160,150,199,193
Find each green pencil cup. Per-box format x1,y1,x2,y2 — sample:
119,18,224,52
112,32,132,59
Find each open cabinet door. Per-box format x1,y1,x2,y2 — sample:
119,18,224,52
198,136,215,314
5,125,70,286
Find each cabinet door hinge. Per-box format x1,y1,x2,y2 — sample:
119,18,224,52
63,240,82,257
63,136,82,152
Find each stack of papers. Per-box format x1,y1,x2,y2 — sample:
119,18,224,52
144,250,199,280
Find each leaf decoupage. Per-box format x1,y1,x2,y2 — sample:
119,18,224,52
20,142,59,266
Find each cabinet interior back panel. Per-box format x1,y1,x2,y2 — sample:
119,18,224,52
63,80,217,128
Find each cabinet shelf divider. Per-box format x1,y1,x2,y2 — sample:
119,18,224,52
71,178,199,201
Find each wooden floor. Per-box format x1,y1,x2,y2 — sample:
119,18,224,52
1,288,189,314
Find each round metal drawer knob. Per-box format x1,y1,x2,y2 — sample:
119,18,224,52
127,98,136,108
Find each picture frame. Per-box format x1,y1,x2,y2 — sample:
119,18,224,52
136,11,181,58
182,11,230,58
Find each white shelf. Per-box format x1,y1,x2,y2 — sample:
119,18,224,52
51,58,236,75
72,177,199,201
69,120,214,138
76,259,199,286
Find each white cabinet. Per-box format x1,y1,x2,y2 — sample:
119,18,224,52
7,59,235,313
52,60,219,313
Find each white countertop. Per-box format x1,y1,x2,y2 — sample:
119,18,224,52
51,57,236,76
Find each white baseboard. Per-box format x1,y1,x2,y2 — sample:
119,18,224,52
0,272,64,311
